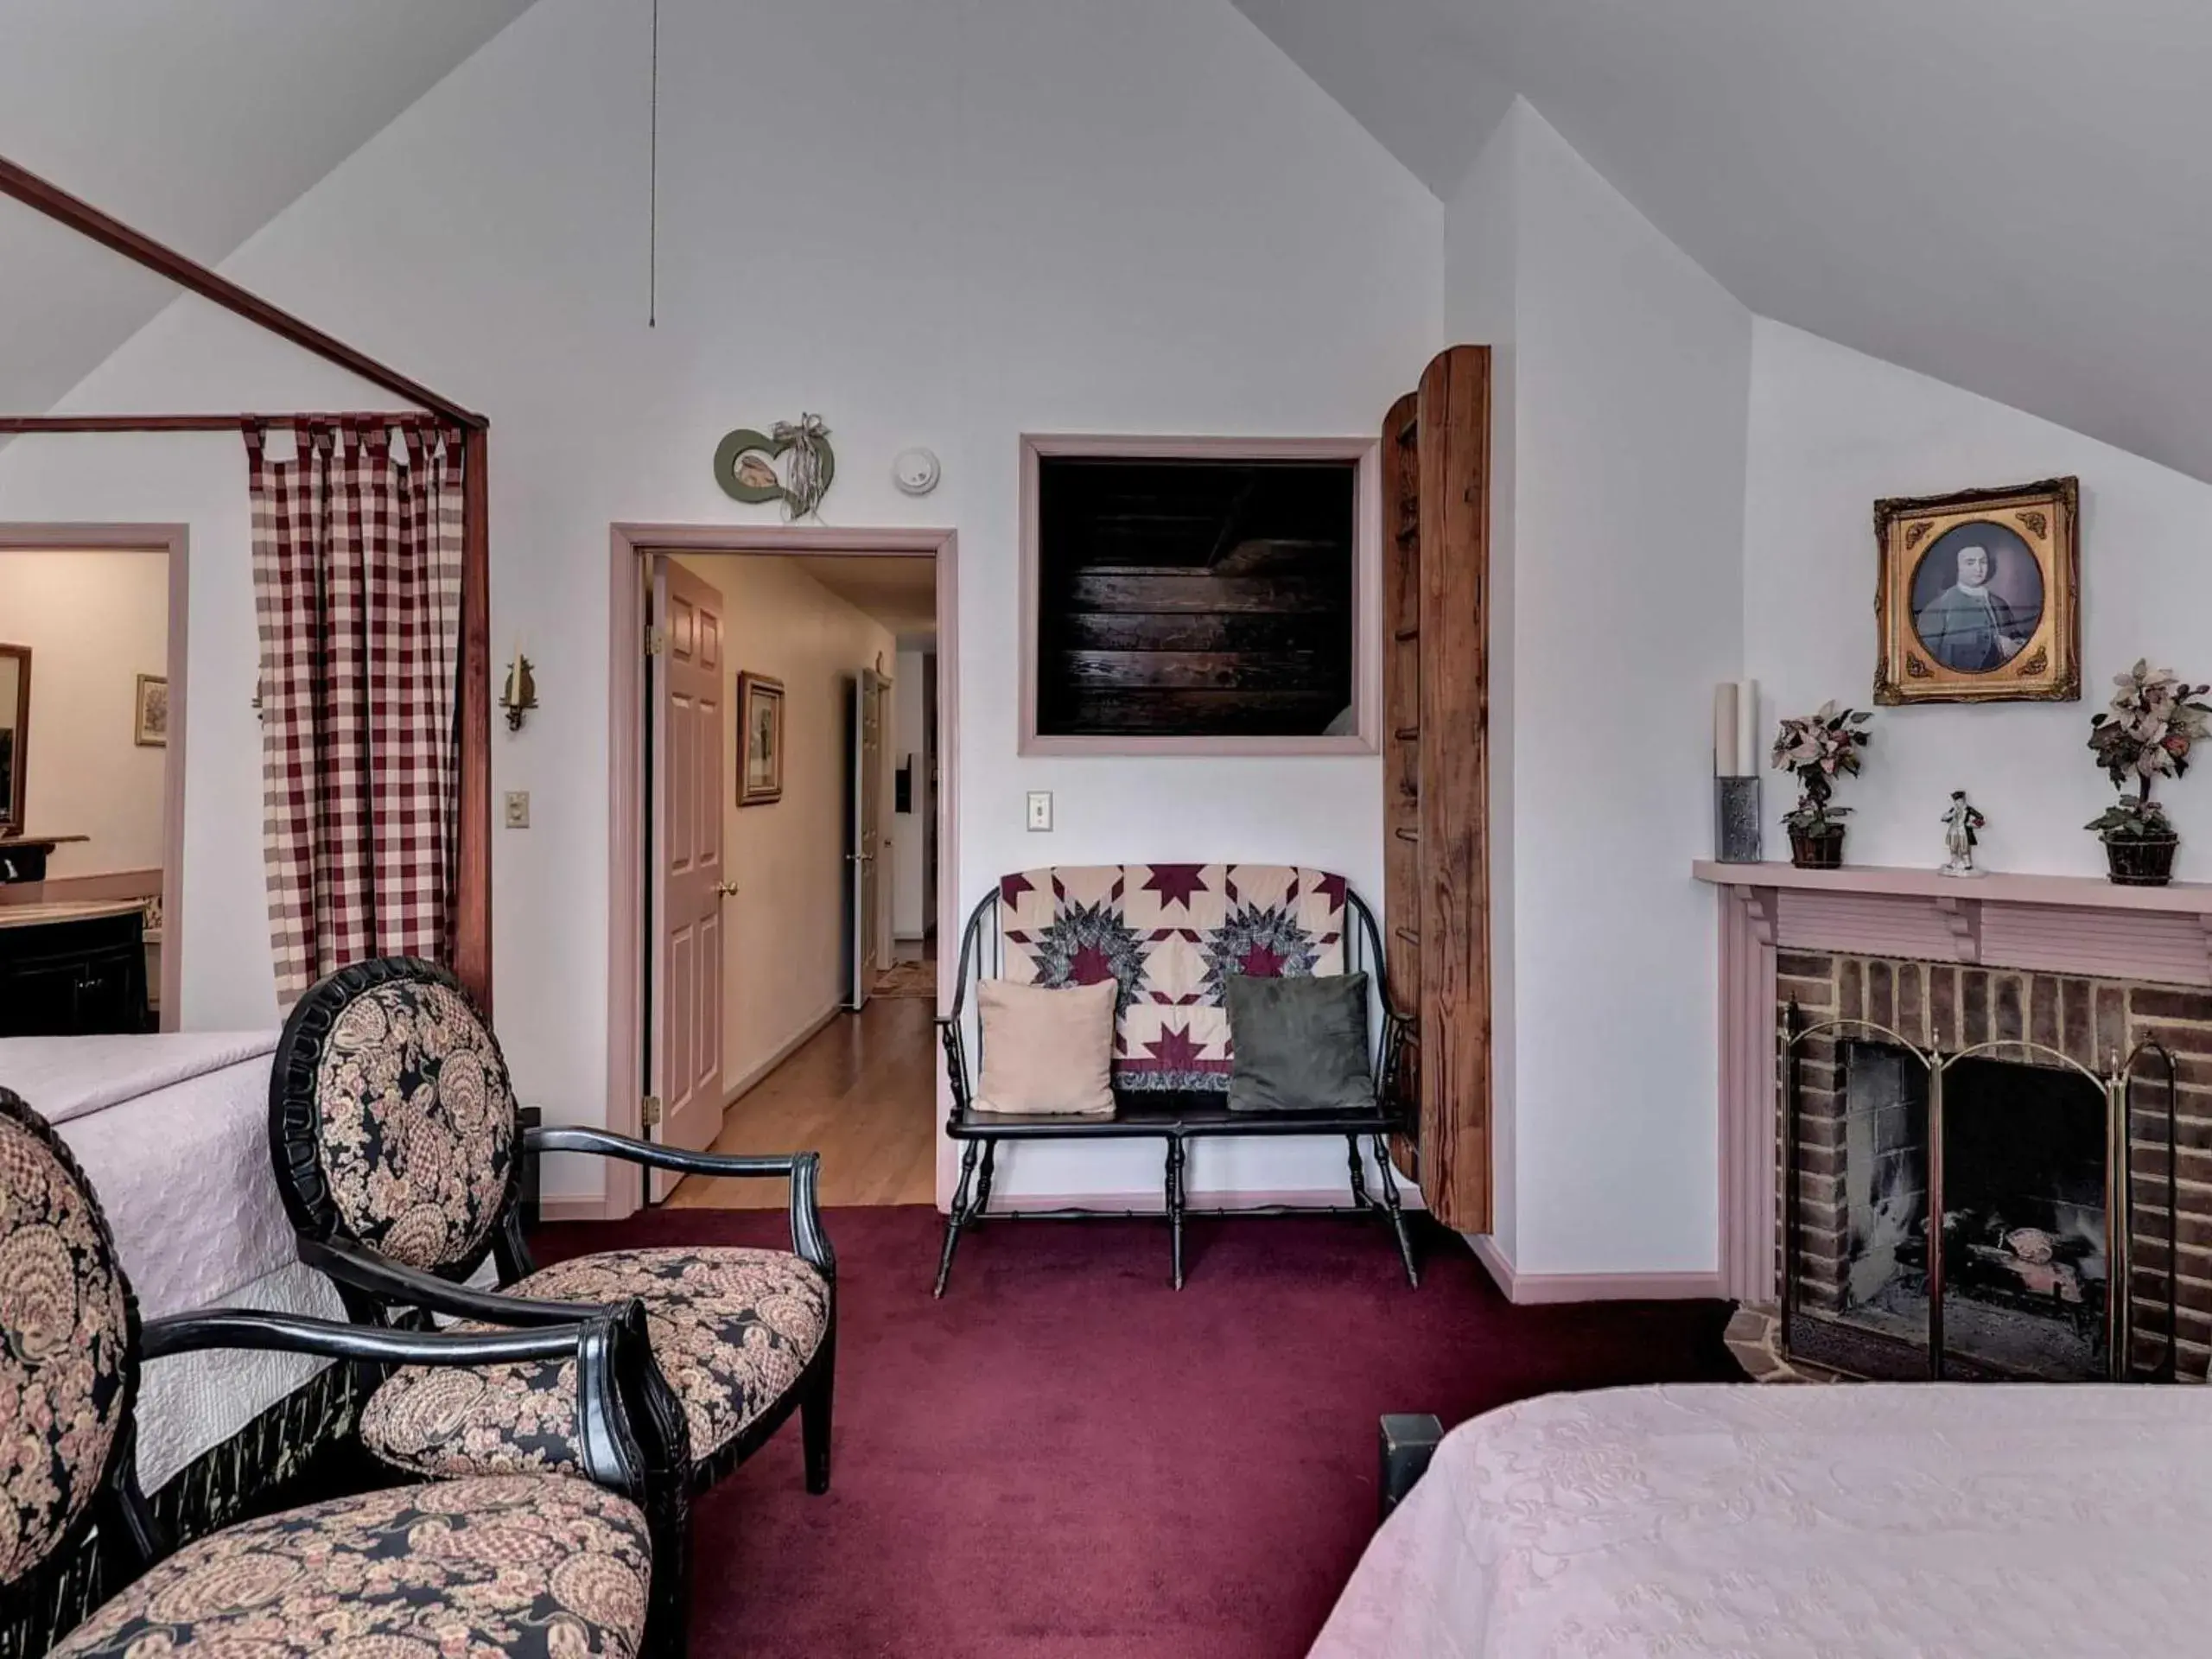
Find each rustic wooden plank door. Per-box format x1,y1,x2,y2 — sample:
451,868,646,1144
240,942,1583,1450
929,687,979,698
651,557,728,1200
1381,390,1425,1180
1382,346,1493,1235
1417,345,1493,1234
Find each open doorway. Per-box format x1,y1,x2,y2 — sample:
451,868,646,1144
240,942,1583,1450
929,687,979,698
0,527,187,1033
602,525,955,1222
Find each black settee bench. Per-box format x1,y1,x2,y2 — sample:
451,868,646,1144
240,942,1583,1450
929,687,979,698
933,867,1420,1292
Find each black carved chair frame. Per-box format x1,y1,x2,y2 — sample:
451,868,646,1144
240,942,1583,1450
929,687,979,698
265,957,837,1657
0,1086,677,1659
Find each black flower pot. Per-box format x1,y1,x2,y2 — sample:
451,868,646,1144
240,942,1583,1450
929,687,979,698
1789,825,1847,871
2105,832,2179,887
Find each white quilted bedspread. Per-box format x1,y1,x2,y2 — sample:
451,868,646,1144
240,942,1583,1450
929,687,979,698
0,1031,345,1489
1311,1382,2212,1658
3,1032,289,1315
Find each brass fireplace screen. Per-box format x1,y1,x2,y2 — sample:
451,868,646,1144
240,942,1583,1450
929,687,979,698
1783,1005,2179,1383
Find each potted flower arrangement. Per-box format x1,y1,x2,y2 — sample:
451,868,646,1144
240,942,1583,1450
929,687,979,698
1771,701,1873,870
2085,659,2210,887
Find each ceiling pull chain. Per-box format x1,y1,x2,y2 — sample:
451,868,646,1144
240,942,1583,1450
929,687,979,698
649,0,660,328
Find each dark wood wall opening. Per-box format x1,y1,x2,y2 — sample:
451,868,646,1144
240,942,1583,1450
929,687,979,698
1034,456,1356,739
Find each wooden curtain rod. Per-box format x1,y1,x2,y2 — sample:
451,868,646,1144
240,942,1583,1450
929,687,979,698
0,412,461,435
0,153,486,430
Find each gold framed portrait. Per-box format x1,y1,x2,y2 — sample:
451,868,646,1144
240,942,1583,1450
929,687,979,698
1873,476,2079,704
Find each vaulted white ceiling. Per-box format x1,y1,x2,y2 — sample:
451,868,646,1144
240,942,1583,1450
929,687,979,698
5,3,2207,486
0,0,534,417
1234,0,2212,483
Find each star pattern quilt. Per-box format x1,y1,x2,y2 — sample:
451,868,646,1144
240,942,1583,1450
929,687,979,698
995,864,1349,1091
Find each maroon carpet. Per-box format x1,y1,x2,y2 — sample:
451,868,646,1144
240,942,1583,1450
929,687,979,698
532,1207,1742,1657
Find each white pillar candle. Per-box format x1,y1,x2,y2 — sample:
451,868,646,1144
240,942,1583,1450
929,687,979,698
1713,682,1739,777
1736,679,1759,777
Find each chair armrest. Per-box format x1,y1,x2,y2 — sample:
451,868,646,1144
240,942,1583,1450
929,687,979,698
142,1300,661,1498
300,1236,601,1325
142,1304,626,1367
525,1126,835,1280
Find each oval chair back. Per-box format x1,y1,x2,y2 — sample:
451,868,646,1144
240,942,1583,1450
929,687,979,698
0,1086,142,1603
269,957,527,1294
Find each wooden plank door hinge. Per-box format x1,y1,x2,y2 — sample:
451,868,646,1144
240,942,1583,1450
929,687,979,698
644,626,670,657
640,1094,664,1130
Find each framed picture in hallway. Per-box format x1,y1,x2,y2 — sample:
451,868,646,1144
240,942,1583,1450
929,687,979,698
133,673,168,747
739,671,785,804
1873,476,2080,704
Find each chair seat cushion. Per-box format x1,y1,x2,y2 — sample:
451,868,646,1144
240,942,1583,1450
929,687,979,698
53,1475,650,1659
359,1248,829,1480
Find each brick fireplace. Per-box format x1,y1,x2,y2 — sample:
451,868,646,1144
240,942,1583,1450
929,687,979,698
1699,861,2212,1384
1777,949,2199,1381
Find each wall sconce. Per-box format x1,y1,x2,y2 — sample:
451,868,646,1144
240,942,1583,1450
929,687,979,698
500,648,538,732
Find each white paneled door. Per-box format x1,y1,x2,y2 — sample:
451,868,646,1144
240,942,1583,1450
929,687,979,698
651,557,729,1201
847,665,886,1009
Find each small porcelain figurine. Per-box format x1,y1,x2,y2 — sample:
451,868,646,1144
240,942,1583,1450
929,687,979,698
1940,790,1986,877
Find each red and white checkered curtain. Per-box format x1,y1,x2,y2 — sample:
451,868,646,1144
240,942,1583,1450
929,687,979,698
249,420,465,1004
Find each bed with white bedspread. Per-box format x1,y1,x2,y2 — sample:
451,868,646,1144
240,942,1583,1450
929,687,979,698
0,1031,344,1491
1311,1381,2212,1657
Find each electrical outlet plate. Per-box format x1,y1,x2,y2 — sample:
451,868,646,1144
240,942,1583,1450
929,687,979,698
1026,790,1052,832
504,791,530,829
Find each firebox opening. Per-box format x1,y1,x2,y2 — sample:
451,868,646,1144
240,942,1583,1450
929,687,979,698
1812,1041,2109,1381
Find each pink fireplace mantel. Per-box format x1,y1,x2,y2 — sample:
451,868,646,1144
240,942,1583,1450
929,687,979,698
1694,860,2212,1302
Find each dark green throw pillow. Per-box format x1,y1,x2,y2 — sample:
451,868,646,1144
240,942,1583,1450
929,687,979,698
1224,970,1376,1114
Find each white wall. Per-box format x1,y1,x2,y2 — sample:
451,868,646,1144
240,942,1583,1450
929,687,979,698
1745,319,2212,880
0,550,168,878
1446,102,1753,1276
890,645,929,941
674,555,894,1097
0,0,1440,1201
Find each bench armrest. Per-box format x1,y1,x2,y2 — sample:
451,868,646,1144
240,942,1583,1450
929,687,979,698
936,1014,975,1120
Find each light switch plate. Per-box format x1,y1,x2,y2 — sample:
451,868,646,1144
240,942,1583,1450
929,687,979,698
504,791,531,829
1026,790,1053,832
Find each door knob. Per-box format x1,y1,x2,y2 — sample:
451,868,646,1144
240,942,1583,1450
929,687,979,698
713,880,741,897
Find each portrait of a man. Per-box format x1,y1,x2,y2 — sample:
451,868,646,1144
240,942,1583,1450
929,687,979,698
1875,477,2078,705
1909,522,2045,674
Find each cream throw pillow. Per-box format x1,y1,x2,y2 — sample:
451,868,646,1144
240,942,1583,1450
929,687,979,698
975,977,1118,1116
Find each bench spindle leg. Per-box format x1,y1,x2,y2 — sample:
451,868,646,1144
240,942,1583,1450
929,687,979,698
934,1140,982,1298
1166,1137,1188,1290
1346,1135,1371,1210
1370,1133,1420,1288
975,1140,998,1217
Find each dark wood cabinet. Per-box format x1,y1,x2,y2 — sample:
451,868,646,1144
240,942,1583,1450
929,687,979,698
0,907,150,1035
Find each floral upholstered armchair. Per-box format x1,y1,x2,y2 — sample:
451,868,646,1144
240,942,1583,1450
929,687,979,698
0,1085,677,1659
265,957,837,1656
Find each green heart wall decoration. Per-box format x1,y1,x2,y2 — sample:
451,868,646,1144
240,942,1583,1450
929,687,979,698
714,413,836,518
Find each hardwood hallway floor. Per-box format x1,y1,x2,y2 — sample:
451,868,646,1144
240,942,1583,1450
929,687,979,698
665,994,938,1209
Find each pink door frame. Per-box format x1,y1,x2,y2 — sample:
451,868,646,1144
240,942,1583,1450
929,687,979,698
0,523,188,1030
595,523,959,1224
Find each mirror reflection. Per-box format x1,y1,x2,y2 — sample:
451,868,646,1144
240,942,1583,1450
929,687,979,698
0,644,25,833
